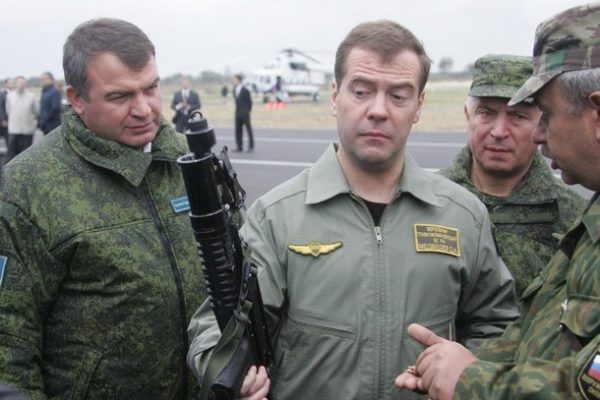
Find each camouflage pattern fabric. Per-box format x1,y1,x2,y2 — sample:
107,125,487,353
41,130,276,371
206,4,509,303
439,146,585,296
511,1,600,105
469,54,534,102
455,193,600,399
0,107,205,399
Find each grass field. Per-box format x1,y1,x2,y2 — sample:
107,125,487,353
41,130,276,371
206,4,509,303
162,80,470,132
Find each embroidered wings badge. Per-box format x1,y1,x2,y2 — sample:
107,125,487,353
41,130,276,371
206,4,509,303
287,241,343,258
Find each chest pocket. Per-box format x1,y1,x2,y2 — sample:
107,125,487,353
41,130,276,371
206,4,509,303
489,202,556,225
559,295,600,348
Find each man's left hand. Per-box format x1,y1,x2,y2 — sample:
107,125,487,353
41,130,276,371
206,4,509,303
394,323,478,400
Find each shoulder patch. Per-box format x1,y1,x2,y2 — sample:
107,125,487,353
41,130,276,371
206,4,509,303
414,224,460,257
578,346,600,399
0,256,6,289
288,241,343,258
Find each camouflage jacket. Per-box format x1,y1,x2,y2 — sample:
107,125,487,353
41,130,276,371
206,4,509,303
0,108,205,399
439,146,585,296
456,194,600,399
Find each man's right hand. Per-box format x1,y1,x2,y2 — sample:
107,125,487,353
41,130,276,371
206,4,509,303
240,365,270,400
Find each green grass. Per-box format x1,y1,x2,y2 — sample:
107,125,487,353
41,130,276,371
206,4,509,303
162,80,471,132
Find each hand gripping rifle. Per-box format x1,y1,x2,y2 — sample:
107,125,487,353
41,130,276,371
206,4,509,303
177,111,273,399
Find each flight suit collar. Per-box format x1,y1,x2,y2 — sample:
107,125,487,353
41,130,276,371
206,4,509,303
305,143,441,207
397,152,442,207
62,107,184,187
305,143,349,204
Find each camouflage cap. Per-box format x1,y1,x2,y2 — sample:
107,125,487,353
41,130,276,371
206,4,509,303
469,54,533,102
510,2,600,105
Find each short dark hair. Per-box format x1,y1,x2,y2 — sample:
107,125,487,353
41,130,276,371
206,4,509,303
63,18,155,98
334,20,431,93
234,74,244,82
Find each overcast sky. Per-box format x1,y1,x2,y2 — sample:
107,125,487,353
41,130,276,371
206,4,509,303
0,0,589,81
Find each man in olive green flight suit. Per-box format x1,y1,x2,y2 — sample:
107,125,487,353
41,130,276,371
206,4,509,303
188,20,519,400
439,53,585,296
395,2,600,399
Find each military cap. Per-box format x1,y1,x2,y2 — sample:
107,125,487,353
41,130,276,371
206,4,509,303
469,54,533,102
510,1,600,105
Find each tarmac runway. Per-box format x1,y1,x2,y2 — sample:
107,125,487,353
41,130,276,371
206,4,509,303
0,128,592,203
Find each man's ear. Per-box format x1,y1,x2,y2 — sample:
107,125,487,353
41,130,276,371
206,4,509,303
413,90,426,123
330,80,338,117
66,86,84,115
588,91,600,141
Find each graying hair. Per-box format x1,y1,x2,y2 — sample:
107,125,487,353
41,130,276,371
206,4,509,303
63,18,155,99
556,68,600,116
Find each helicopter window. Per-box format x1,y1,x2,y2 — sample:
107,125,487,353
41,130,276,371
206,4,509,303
289,62,308,71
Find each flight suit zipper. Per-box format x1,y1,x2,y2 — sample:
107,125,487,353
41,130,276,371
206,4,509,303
374,226,383,244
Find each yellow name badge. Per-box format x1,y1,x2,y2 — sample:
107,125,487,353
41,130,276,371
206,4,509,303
414,224,461,257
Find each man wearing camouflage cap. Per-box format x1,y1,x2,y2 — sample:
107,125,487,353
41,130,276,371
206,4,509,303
439,53,585,297
395,2,600,399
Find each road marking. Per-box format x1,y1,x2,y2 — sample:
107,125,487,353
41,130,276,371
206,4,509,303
231,158,440,172
230,159,563,179
217,136,464,148
232,159,313,168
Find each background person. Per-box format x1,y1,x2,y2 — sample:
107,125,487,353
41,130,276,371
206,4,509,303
171,77,200,133
395,3,600,399
232,73,254,152
439,53,585,296
0,78,13,145
38,71,62,134
0,18,205,399
5,76,38,164
188,20,518,400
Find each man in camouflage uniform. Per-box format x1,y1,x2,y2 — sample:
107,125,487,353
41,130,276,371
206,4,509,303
439,53,585,296
395,2,600,399
0,19,205,399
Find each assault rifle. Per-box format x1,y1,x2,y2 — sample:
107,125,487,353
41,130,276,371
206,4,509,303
177,111,273,399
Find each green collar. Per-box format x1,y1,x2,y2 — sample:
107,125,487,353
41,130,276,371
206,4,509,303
62,107,187,187
444,146,559,204
306,143,440,207
560,193,600,255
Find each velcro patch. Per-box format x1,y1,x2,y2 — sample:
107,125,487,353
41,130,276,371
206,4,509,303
170,196,190,214
578,346,600,399
0,256,6,289
414,224,460,257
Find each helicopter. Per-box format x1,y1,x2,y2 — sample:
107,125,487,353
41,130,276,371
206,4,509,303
244,48,331,103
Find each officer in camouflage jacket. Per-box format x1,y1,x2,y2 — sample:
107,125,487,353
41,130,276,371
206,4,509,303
0,19,205,399
395,3,600,399
439,54,585,296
